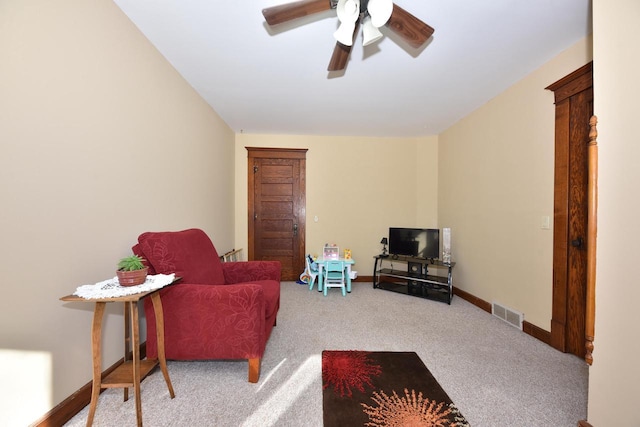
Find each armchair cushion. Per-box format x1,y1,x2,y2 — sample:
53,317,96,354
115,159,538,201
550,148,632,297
137,228,225,285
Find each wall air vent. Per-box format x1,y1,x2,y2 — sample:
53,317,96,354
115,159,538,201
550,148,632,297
491,301,524,330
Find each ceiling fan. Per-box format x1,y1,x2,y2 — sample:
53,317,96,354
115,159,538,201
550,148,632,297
262,0,435,72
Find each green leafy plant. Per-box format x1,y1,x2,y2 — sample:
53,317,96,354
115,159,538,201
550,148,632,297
117,255,146,271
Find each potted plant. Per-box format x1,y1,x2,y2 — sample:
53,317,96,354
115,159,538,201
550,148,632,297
116,254,149,286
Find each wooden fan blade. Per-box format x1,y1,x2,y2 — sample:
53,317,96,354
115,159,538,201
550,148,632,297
386,3,434,49
263,0,332,26
328,42,353,71
327,22,360,71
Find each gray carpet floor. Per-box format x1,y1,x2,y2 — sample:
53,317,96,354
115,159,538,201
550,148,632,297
64,281,588,426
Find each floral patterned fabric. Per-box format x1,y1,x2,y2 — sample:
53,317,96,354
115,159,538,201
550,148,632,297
222,260,281,283
136,228,226,285
223,262,281,319
135,228,281,364
145,282,272,359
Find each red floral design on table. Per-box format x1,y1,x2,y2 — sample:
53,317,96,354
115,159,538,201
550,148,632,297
322,350,382,398
322,351,469,427
362,388,463,426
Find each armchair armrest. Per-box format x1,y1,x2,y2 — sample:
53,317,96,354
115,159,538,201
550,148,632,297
144,282,267,360
222,260,281,284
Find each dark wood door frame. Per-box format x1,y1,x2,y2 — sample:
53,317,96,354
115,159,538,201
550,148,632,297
546,62,593,356
247,147,307,281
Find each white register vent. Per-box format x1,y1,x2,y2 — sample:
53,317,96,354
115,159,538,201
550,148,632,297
492,301,524,330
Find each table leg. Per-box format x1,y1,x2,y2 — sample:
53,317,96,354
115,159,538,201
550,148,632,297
123,301,130,402
150,292,175,398
318,265,323,292
129,302,143,427
86,302,106,427
346,265,352,293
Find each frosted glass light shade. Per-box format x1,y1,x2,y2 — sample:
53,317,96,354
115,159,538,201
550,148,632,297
367,0,393,27
336,0,359,24
334,0,359,46
362,17,383,46
334,22,356,46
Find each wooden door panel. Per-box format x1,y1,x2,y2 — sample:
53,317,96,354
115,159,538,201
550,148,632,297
565,89,592,356
260,201,294,216
551,100,570,350
547,63,593,358
261,183,293,196
261,219,293,232
247,148,307,281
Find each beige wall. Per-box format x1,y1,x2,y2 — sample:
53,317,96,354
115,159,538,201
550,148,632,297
235,134,439,277
0,1,234,424
589,0,640,424
438,36,593,327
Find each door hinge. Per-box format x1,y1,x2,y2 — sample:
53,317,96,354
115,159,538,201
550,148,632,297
253,165,258,173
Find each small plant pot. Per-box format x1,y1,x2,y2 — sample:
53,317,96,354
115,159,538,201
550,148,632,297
117,267,149,287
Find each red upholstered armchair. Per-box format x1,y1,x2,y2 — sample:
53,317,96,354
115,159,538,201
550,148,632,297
133,228,280,383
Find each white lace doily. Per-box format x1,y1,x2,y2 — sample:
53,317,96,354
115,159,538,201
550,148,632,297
73,273,176,299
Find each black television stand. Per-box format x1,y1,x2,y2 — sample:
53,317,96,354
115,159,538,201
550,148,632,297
373,255,455,304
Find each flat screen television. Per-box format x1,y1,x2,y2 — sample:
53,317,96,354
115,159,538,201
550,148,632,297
388,227,440,259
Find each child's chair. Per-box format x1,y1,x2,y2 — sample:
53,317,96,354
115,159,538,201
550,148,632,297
323,260,346,296
305,255,320,291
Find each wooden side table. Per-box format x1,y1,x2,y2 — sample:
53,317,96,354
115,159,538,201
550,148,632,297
61,287,175,427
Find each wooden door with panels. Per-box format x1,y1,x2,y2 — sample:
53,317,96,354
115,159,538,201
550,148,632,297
546,62,593,358
247,147,307,281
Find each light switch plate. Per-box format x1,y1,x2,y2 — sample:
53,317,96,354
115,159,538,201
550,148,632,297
541,216,551,229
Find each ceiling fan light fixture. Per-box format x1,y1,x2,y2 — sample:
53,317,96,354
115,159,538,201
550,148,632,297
336,0,360,23
334,0,359,46
367,0,393,27
343,0,358,16
362,16,383,46
334,22,356,46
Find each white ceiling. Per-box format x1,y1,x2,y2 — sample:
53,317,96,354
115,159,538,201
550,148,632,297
113,0,592,138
